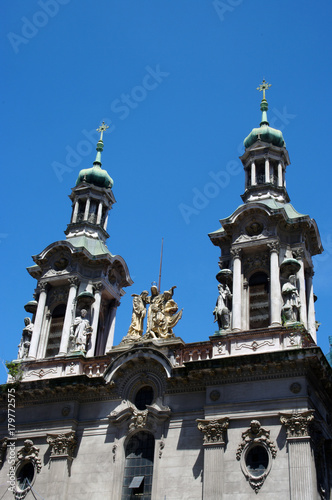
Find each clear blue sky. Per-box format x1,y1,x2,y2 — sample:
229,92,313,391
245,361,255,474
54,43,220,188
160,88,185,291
1,1,332,382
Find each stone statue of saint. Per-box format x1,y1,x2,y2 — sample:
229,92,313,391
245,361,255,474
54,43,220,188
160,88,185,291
123,291,149,342
18,317,34,359
213,284,232,331
281,275,301,324
69,309,92,353
145,286,182,339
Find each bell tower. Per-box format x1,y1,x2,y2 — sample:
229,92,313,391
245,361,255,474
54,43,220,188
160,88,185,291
209,81,323,344
20,123,133,364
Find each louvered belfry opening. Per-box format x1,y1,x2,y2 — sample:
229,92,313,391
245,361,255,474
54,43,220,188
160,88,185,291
249,272,269,329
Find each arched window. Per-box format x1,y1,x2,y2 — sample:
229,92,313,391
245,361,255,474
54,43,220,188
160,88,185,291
45,304,66,357
134,386,154,410
249,272,269,329
122,432,155,500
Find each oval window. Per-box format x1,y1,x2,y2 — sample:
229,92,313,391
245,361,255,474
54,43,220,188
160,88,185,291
245,445,269,477
16,461,35,491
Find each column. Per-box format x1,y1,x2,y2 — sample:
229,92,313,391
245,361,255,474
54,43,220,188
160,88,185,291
96,201,103,225
231,248,242,330
251,161,256,186
280,411,317,500
58,277,79,355
83,198,90,221
265,157,270,183
28,282,48,359
306,269,316,343
245,168,249,188
197,418,229,500
278,162,283,187
294,249,307,328
72,201,79,223
103,213,109,231
87,283,103,357
242,279,249,330
268,242,281,326
105,300,120,353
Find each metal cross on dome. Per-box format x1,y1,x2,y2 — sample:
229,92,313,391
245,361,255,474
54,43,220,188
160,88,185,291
97,121,109,141
256,79,271,100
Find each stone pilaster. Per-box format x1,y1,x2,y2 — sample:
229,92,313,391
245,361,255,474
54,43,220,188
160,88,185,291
29,281,48,359
293,249,307,328
197,417,229,500
105,299,120,353
59,277,79,355
231,248,242,330
251,160,256,185
305,268,316,343
46,432,77,499
278,162,283,186
268,242,281,326
265,157,270,183
280,410,317,500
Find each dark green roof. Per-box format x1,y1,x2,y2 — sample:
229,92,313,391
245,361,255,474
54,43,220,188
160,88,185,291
76,164,113,189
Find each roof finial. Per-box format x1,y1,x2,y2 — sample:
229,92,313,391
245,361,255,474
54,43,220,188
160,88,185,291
256,79,271,127
256,79,271,100
97,121,109,141
94,122,110,166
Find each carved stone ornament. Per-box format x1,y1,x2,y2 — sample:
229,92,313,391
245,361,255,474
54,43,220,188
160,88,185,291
14,440,42,499
243,252,269,273
267,241,280,253
109,399,171,433
49,286,69,305
280,410,314,438
37,281,48,292
46,431,77,459
16,439,42,473
159,440,165,458
129,410,148,431
112,444,117,463
236,420,277,493
292,248,305,260
196,417,229,445
230,248,242,259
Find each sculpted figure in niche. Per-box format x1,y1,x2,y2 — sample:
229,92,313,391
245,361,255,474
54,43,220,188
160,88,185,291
18,317,34,359
69,309,92,353
124,291,149,341
145,286,183,339
281,274,301,324
213,284,232,331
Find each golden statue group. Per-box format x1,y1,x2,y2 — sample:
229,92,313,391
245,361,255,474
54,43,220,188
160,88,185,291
121,285,183,343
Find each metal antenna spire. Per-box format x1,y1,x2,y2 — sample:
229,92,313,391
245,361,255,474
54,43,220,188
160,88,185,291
158,238,164,293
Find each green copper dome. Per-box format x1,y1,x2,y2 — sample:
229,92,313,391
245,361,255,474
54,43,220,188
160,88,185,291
244,82,286,149
76,163,113,188
244,123,285,149
76,128,114,188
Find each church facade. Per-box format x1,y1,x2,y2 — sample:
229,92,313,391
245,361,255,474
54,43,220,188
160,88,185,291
1,84,331,500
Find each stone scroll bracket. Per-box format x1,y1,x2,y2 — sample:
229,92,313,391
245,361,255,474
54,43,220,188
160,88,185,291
46,431,77,477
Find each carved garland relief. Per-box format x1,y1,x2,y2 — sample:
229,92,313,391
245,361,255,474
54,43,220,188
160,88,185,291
236,420,277,493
